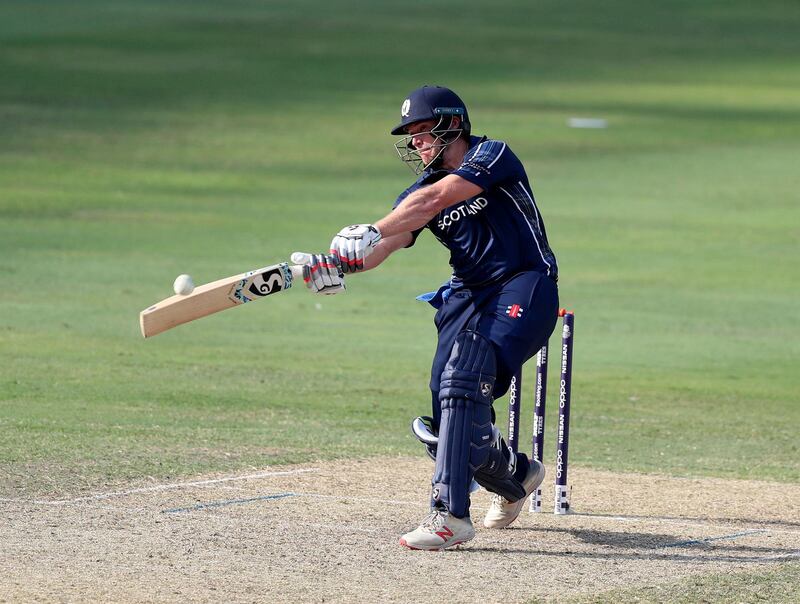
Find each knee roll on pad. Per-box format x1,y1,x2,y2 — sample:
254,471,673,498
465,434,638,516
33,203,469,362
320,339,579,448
439,331,497,405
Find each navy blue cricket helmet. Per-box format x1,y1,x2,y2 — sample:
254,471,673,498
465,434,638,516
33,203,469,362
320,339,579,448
391,86,471,174
390,85,471,136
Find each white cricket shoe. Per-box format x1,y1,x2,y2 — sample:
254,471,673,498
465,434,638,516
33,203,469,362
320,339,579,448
483,458,545,529
399,508,475,551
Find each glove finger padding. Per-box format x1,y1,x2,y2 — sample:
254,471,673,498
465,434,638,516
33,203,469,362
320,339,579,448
355,242,365,270
318,254,332,289
347,238,358,272
303,254,345,295
329,244,350,274
330,224,381,274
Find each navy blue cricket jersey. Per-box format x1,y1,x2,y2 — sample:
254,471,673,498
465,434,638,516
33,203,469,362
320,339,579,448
394,136,558,289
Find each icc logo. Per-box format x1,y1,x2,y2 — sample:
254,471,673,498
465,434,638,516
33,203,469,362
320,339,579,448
401,99,411,117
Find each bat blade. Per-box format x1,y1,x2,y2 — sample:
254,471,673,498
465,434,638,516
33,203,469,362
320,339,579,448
139,262,300,338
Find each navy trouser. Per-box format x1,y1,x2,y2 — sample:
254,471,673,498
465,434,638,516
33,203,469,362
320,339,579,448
429,271,559,427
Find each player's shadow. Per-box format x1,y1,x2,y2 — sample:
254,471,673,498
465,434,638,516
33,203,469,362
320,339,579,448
575,511,800,531
534,526,784,553
472,527,798,563
536,526,677,549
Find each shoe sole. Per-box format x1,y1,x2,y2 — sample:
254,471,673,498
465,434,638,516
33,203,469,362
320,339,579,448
399,537,471,551
483,460,546,529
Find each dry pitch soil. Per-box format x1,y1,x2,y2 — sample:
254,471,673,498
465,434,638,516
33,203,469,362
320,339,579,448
2,457,799,603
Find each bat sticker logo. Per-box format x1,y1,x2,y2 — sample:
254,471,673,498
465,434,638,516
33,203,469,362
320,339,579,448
247,268,284,298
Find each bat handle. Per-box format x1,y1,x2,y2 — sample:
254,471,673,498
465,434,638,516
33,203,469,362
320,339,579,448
290,251,312,264
289,252,312,283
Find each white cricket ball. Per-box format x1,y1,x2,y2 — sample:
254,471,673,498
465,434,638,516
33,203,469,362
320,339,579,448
173,274,195,296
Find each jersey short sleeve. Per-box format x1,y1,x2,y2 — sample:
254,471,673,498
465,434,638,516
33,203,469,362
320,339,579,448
452,139,520,190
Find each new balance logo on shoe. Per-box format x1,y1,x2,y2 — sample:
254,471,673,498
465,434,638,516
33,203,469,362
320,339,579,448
400,508,475,551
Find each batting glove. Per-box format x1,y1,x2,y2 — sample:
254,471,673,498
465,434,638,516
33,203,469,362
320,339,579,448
329,224,382,273
299,253,345,295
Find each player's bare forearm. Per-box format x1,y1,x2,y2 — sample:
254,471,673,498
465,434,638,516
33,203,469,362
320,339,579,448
363,232,413,270
376,175,482,238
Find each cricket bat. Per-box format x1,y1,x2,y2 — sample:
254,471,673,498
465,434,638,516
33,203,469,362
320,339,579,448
140,258,306,338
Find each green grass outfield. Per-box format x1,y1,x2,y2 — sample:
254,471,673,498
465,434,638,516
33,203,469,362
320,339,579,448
2,0,799,500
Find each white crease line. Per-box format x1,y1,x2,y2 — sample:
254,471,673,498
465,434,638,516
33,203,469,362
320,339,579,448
0,469,319,505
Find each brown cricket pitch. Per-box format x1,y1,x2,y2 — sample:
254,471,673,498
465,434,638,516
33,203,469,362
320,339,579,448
2,457,798,603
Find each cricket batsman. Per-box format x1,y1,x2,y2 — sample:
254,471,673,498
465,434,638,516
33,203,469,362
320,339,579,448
301,85,559,550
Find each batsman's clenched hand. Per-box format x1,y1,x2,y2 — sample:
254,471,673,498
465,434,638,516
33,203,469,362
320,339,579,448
329,224,382,273
296,253,345,295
